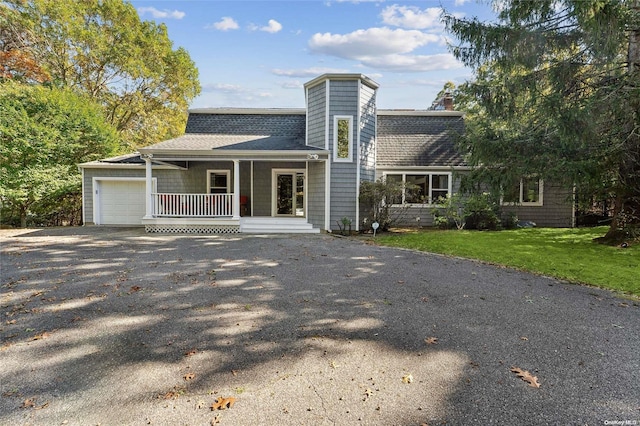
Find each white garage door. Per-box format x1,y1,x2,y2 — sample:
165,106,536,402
98,180,146,225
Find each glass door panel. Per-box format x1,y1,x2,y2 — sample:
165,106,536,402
274,171,305,217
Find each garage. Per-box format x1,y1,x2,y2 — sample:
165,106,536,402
96,179,146,225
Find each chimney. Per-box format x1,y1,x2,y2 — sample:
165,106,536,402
443,93,454,111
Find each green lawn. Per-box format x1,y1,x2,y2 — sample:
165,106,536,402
373,227,639,297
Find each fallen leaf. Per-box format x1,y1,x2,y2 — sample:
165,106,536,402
130,285,142,293
231,369,238,376
520,336,529,341
21,399,36,408
34,401,49,410
363,388,373,399
159,386,186,399
402,374,413,384
184,373,196,381
424,337,438,345
211,414,222,425
184,348,198,357
32,331,50,340
211,396,236,410
510,367,541,388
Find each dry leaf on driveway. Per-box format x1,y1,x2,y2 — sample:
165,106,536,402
510,367,541,388
424,337,438,345
211,396,236,410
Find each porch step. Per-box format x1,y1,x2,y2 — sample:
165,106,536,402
240,217,320,234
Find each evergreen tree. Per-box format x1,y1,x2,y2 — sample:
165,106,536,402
444,0,640,241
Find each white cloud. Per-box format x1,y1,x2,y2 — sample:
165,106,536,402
249,19,283,33
357,53,463,72
206,17,239,31
137,6,185,20
309,27,439,59
454,0,472,5
380,5,442,30
271,67,351,77
262,19,283,33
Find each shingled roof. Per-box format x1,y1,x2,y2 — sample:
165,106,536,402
376,111,467,168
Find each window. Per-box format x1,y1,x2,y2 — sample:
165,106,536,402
384,172,452,205
503,178,543,205
333,116,353,162
207,170,230,194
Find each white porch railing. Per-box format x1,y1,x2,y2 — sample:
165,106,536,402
152,193,233,217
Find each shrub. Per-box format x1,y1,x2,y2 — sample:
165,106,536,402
464,193,501,230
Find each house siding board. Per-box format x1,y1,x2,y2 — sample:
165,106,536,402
376,169,463,227
185,113,305,138
330,163,358,229
327,80,360,231
359,83,377,183
307,162,326,230
306,84,326,149
502,184,574,227
251,161,307,216
82,168,147,224
377,115,466,167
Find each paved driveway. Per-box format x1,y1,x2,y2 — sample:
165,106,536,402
1,227,638,425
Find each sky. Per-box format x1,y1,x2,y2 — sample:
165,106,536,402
129,0,496,110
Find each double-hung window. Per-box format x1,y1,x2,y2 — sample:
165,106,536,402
384,172,452,205
503,178,543,206
207,170,230,194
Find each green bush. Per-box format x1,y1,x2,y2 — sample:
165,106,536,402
464,193,501,230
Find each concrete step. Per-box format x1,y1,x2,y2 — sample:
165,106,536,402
240,217,320,234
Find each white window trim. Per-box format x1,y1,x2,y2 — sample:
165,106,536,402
333,115,353,162
382,171,453,206
206,170,230,194
502,178,544,206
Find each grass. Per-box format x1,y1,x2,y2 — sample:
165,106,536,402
373,226,639,297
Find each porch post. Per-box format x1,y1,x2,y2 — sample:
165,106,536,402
233,160,240,219
143,154,153,219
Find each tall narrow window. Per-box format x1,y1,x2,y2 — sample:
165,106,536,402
333,116,353,162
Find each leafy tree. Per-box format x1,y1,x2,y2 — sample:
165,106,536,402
0,81,122,227
359,178,418,231
444,0,640,242
2,0,200,148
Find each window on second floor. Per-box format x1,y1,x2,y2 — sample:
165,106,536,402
333,116,353,162
503,177,543,206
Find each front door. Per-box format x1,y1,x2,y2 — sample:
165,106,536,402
273,170,305,217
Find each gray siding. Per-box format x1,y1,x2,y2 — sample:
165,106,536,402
251,162,307,217
328,80,360,230
307,162,326,230
306,84,326,149
384,174,574,228
359,82,377,183
83,161,251,223
501,183,574,228
382,170,463,227
82,167,147,225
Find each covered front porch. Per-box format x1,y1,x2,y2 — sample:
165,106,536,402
138,148,328,234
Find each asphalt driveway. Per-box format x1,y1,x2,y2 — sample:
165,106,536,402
1,227,638,425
